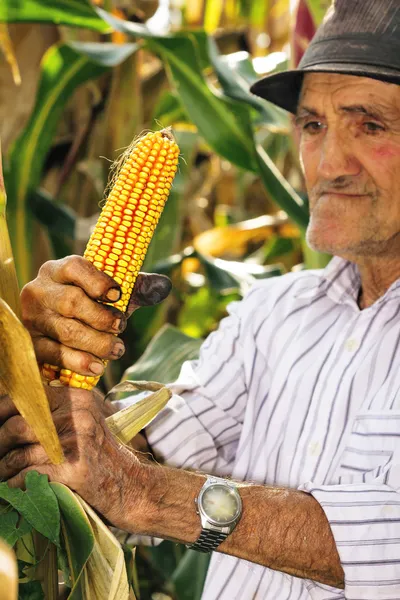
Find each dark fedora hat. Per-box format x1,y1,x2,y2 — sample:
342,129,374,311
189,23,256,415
250,0,400,114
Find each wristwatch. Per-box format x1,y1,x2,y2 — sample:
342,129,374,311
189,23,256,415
187,477,242,553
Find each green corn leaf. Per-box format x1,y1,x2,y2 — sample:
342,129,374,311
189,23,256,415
207,39,287,127
0,472,60,547
51,483,95,600
94,10,309,229
123,324,203,386
0,510,32,548
255,145,309,230
18,581,44,600
152,91,190,128
0,0,110,32
31,189,76,239
96,9,258,173
198,251,283,294
305,0,331,25
171,549,210,600
150,35,258,173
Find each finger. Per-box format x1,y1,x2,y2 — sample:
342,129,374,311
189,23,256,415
32,337,108,377
0,444,48,481
42,284,127,334
127,273,172,317
0,416,38,458
0,395,19,427
6,466,55,489
40,256,122,303
32,316,125,362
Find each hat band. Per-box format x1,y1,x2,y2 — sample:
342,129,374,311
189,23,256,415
299,33,400,74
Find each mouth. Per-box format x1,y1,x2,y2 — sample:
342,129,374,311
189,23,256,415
320,191,370,199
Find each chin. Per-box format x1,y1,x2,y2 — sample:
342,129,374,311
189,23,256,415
306,222,352,256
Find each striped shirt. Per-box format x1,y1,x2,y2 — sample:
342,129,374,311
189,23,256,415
118,256,400,599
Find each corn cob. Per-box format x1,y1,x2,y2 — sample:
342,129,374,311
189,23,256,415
41,129,179,390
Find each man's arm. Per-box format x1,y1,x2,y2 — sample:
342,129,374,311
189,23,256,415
126,461,345,588
0,388,343,588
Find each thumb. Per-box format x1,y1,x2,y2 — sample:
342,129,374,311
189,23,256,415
126,273,172,318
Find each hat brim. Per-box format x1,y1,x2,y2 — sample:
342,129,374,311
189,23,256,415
250,63,400,115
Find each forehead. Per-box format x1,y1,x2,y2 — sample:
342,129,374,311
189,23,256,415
299,73,400,115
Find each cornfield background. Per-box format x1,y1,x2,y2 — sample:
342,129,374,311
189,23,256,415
0,0,329,598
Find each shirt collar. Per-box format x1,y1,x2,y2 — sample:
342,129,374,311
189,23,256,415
297,256,400,309
320,257,361,308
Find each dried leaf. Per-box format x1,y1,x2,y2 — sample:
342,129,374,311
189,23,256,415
106,382,171,444
0,299,63,464
0,24,21,86
76,495,134,600
194,213,299,259
0,141,21,318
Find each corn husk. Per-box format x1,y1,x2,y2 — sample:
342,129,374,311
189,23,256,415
77,495,135,600
0,298,64,464
0,140,21,319
0,539,18,600
105,381,172,444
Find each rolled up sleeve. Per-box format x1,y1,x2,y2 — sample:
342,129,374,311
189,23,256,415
301,461,400,599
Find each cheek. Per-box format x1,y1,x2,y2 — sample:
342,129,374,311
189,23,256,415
367,143,400,191
299,139,320,182
372,142,400,160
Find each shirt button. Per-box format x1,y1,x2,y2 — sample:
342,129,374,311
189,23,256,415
345,338,359,352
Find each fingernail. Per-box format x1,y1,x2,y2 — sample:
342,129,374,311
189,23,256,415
113,318,122,332
112,342,125,358
106,288,121,302
90,362,104,375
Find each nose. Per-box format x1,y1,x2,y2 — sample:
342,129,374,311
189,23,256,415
318,129,361,180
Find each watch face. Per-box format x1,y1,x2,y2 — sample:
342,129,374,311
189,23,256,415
200,484,241,526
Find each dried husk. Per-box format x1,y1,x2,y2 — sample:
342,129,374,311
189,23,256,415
77,495,135,600
0,298,64,464
0,140,21,319
105,381,172,444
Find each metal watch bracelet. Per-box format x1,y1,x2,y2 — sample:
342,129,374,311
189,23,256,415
188,528,227,553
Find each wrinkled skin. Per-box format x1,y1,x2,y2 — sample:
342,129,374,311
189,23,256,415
20,256,172,377
0,387,145,531
297,74,400,307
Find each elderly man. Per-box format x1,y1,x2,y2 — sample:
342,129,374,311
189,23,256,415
1,0,400,598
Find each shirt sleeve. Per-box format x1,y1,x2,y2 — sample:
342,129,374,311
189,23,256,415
300,457,400,599
116,296,248,477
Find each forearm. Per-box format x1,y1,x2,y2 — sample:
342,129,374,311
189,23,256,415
123,462,344,589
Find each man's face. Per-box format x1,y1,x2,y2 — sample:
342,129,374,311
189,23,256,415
298,73,400,259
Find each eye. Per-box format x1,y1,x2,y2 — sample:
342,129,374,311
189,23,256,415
363,121,385,134
303,121,324,135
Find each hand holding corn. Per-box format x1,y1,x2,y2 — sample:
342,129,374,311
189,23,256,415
21,262,171,382
0,387,145,531
21,130,178,384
